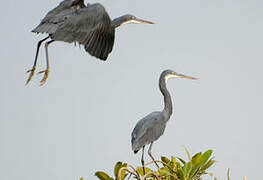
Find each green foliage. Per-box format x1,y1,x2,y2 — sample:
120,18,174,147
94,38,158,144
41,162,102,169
95,162,127,180
91,149,216,180
95,171,113,180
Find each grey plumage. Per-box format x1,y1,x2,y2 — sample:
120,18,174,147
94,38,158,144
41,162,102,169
33,0,85,33
32,1,154,60
27,0,154,85
131,69,197,172
33,2,114,60
131,112,166,153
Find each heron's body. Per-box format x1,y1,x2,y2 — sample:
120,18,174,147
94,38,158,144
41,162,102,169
26,0,154,85
132,111,166,153
131,70,197,173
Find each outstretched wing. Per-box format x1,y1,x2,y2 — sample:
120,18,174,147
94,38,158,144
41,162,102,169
54,4,115,60
32,0,85,34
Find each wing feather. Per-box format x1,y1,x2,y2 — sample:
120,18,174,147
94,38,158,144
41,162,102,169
32,0,85,34
131,112,166,152
52,4,115,60
32,3,115,60
100,36,107,59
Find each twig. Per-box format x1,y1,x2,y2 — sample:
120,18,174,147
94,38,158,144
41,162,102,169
143,171,160,180
145,160,176,173
118,167,140,180
128,164,138,174
127,173,132,180
227,168,230,180
128,164,141,179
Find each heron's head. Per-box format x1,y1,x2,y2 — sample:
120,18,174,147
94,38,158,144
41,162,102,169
161,69,198,83
119,14,154,26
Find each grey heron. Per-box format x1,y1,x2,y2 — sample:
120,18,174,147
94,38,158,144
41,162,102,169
131,69,197,173
26,0,154,85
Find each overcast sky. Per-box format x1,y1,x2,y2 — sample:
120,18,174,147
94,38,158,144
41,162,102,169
1,0,263,180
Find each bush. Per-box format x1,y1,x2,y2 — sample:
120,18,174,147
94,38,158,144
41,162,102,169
93,149,216,180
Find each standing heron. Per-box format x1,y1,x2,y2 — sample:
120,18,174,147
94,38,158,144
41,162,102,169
27,0,154,85
131,69,197,173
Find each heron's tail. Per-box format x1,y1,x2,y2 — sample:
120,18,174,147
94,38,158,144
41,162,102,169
134,150,139,154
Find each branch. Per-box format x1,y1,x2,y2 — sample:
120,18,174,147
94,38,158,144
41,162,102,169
227,168,230,180
118,167,140,180
143,172,160,180
145,160,176,173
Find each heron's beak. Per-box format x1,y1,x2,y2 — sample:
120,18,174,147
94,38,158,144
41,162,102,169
175,73,198,80
133,18,155,24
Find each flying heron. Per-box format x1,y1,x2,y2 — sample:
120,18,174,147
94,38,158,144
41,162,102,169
27,0,154,85
131,69,197,173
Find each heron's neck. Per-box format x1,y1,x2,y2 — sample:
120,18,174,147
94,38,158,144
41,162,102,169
159,78,173,122
112,15,128,28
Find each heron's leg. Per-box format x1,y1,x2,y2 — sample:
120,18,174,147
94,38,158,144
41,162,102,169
141,146,145,175
148,142,160,169
26,36,49,85
38,39,55,86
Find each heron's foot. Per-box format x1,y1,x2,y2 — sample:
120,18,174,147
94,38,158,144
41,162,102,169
26,67,36,85
38,68,50,86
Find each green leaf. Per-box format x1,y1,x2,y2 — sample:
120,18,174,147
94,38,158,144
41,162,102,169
171,156,176,164
177,157,186,165
184,147,191,161
136,167,152,176
176,164,185,180
191,152,202,166
80,178,84,180
120,174,127,180
169,156,177,169
189,166,200,179
118,163,128,180
200,150,213,165
214,177,218,180
183,162,192,179
189,152,202,178
189,150,214,179
161,156,171,164
189,164,200,179
95,171,112,180
159,168,173,176
176,162,182,169
200,159,216,171
114,162,122,178
158,167,177,179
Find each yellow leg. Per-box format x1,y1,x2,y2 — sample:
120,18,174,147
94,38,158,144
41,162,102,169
26,36,49,85
38,68,50,86
26,67,36,85
38,40,54,86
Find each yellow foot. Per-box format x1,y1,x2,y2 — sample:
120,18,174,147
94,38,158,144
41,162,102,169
38,69,50,86
26,67,36,85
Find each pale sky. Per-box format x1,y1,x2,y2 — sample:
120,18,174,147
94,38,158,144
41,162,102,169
1,0,263,180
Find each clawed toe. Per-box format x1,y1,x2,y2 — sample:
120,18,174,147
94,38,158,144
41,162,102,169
25,67,50,86
38,69,49,86
25,67,36,85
